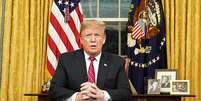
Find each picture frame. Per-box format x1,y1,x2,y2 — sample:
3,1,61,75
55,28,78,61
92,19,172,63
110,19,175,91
170,80,190,95
147,79,160,94
155,69,177,93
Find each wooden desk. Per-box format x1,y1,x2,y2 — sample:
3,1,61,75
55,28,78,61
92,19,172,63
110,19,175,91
132,94,195,101
24,93,50,101
24,93,195,101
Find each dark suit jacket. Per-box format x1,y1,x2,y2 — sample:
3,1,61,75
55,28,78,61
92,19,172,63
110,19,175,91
161,82,170,88
48,49,131,101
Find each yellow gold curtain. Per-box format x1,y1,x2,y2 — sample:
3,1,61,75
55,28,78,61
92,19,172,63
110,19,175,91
0,0,3,71
0,0,52,101
162,0,201,101
0,0,2,34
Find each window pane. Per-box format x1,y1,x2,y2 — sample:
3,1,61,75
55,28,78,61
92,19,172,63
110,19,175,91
103,22,119,54
103,22,127,55
120,22,128,55
81,0,97,18
99,0,118,17
121,0,130,18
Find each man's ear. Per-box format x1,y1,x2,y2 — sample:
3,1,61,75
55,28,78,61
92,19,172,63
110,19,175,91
102,35,106,44
80,37,84,44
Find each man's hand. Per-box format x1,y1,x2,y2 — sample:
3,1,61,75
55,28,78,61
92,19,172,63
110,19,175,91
75,91,91,101
79,82,104,101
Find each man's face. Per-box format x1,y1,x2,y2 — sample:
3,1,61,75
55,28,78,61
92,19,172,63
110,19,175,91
162,76,168,83
152,81,159,87
80,27,106,56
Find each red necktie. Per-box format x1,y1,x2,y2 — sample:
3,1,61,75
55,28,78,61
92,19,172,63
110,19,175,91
88,57,95,83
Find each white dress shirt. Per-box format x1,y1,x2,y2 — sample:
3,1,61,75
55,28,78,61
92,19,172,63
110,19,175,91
84,51,101,83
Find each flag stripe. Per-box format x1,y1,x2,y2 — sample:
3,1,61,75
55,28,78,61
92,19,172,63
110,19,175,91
47,46,58,70
48,35,61,59
47,60,56,76
76,5,83,23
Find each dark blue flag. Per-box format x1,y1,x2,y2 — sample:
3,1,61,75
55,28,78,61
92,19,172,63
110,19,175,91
127,0,167,94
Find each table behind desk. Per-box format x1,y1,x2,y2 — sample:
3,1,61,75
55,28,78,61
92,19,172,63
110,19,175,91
132,94,195,101
24,93,195,101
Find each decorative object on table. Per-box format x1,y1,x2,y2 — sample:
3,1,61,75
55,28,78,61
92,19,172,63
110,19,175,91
170,80,190,95
41,80,51,93
155,69,176,93
147,79,160,94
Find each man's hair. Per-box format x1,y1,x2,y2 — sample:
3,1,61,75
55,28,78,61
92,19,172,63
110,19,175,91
80,20,106,34
162,75,169,81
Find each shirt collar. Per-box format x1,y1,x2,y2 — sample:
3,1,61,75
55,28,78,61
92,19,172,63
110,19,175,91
83,51,102,62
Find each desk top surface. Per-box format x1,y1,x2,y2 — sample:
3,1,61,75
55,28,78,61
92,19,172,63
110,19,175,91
24,93,48,96
24,93,195,97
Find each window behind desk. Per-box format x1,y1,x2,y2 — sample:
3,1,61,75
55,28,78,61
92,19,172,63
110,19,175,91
81,0,130,55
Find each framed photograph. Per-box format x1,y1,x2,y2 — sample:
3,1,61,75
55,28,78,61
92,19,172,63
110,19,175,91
170,80,190,95
147,79,160,94
155,69,177,93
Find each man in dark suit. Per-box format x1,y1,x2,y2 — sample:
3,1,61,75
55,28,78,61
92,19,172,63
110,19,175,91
161,75,170,88
49,20,131,101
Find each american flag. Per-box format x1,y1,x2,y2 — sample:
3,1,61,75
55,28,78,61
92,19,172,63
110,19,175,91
131,21,145,39
47,0,83,76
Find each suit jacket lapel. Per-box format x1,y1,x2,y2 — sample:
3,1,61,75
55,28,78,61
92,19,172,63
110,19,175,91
76,50,88,82
97,52,110,89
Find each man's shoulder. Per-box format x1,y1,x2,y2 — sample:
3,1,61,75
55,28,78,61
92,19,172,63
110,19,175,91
102,52,124,62
60,49,83,58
